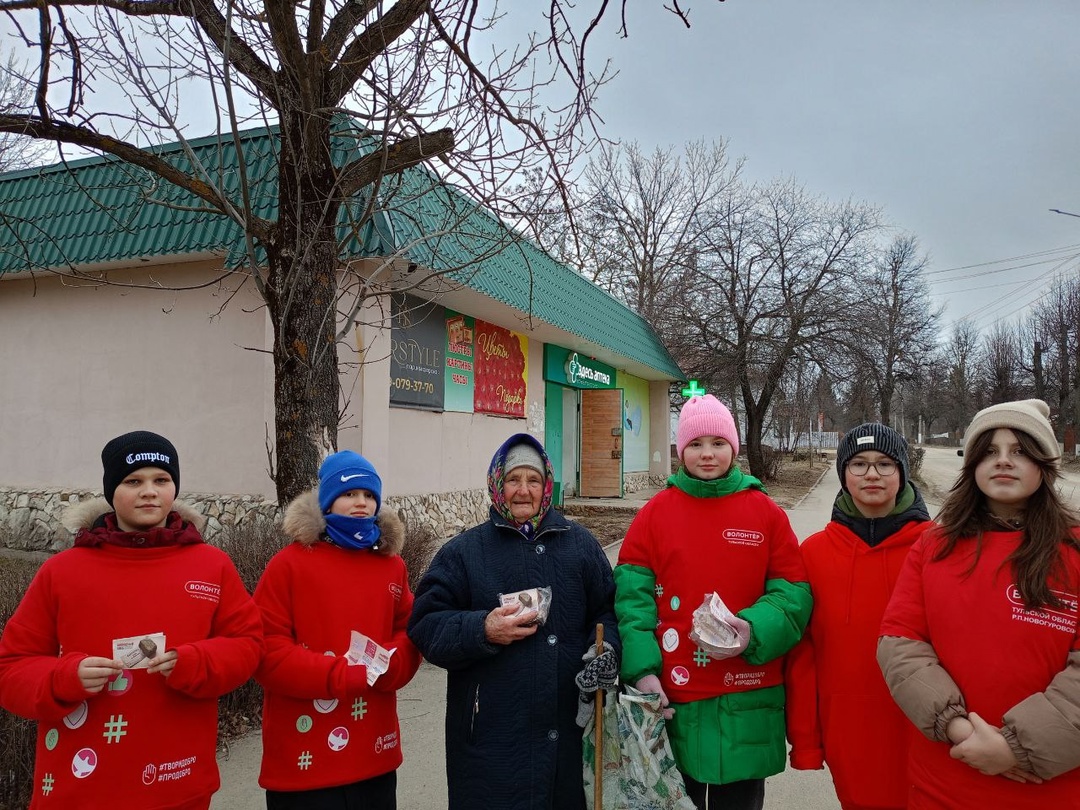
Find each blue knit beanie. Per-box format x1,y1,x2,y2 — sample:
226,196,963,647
318,451,382,514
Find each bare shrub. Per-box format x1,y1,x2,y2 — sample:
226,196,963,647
908,446,926,480
210,517,288,741
398,513,443,593
0,555,43,810
212,516,288,596
759,446,784,481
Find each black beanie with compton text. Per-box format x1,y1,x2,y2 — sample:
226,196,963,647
101,431,180,505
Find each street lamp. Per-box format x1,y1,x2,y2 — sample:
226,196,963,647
1049,208,1080,218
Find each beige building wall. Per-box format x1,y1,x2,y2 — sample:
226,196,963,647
0,262,276,497
2,261,669,505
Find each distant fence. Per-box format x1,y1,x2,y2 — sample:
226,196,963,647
768,432,840,451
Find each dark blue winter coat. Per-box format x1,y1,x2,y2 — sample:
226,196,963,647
407,435,620,810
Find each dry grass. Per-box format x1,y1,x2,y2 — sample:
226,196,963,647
764,460,830,508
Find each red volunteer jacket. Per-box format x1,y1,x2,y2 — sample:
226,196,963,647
618,486,808,702
786,517,927,809
254,497,421,792
880,530,1080,809
0,509,263,809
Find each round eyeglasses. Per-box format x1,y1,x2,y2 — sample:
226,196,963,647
847,459,898,477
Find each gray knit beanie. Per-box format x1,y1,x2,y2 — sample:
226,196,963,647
963,399,1060,465
836,423,909,492
505,442,545,476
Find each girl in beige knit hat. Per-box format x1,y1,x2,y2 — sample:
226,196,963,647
877,399,1080,808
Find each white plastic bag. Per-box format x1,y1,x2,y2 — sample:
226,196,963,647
582,686,697,810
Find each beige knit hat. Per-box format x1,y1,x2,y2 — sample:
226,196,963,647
962,399,1060,465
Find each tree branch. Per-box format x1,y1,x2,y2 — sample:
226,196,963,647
180,0,280,101
0,115,274,242
322,0,380,65
326,0,429,103
337,128,454,198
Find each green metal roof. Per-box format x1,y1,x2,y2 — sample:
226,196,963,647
0,125,682,380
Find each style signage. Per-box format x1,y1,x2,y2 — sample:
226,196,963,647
389,293,445,411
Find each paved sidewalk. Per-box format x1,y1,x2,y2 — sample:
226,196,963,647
212,470,847,810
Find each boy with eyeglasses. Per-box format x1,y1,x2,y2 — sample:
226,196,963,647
785,423,932,810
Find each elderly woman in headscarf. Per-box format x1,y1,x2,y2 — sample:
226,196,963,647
408,432,620,810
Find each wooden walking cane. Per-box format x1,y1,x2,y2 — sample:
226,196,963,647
594,622,604,810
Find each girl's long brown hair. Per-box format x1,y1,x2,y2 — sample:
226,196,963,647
934,428,1080,609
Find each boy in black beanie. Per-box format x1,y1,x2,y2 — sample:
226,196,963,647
0,430,262,809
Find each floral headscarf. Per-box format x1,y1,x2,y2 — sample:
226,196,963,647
487,433,555,531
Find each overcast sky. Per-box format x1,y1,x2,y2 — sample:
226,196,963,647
6,2,1077,337
576,1,1080,334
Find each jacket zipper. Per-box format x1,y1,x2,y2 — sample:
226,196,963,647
470,684,480,741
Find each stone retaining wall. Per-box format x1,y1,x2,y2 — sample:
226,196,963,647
625,472,669,493
0,474,659,553
0,486,490,553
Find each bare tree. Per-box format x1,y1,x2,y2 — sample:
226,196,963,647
0,53,50,171
1031,274,1080,433
941,320,981,434
905,355,949,441
0,0,718,501
977,321,1030,405
845,234,941,426
674,178,881,478
561,140,742,326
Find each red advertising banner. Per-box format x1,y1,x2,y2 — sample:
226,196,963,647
473,319,528,417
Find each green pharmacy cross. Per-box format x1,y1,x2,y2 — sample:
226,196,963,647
681,380,706,398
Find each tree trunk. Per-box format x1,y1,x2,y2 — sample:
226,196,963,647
744,402,767,479
1033,340,1045,402
264,114,343,503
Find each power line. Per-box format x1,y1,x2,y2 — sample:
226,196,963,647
923,242,1080,278
927,255,1074,284
949,252,1079,331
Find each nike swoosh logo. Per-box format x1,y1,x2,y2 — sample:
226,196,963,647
341,474,365,482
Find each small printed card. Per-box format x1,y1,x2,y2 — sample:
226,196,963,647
500,588,541,616
112,632,166,670
344,630,395,686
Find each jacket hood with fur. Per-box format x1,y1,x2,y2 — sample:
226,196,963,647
282,490,404,556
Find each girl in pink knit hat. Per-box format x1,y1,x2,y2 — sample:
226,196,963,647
614,394,812,810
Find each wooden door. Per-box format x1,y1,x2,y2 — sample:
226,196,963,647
579,388,623,497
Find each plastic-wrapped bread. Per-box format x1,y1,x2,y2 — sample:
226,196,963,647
138,637,158,659
689,593,743,657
